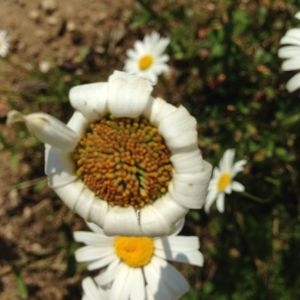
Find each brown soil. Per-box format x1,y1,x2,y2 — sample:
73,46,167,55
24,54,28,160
0,0,135,299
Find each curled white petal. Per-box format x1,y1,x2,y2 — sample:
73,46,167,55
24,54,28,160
158,106,198,151
151,194,188,225
69,82,108,121
170,149,205,174
103,206,143,236
45,145,77,188
53,179,84,211
87,198,109,228
7,110,79,151
144,97,177,127
107,71,153,118
67,110,89,138
169,162,212,209
139,205,173,236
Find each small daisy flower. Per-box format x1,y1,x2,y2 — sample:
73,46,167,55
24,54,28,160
278,12,300,92
0,30,9,57
82,277,107,300
124,32,170,84
204,149,246,213
7,71,212,237
74,222,203,300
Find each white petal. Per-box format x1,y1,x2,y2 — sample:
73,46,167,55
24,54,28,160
103,206,143,236
107,71,153,118
87,253,116,271
158,106,198,151
95,259,120,286
278,46,300,59
86,222,104,234
295,12,300,20
282,57,300,71
53,179,86,212
88,198,109,228
139,205,173,236
280,34,300,46
232,159,246,176
82,277,105,300
170,149,205,174
45,145,77,188
75,246,114,263
151,194,188,225
219,149,235,171
281,29,300,45
169,162,212,209
129,268,145,300
204,189,218,213
144,97,177,127
73,231,114,247
7,110,79,151
286,72,300,92
216,193,225,213
69,82,108,121
67,110,89,138
144,257,189,300
109,264,131,300
231,181,245,192
155,236,204,267
144,258,173,300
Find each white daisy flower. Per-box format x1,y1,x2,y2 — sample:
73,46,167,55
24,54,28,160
204,149,246,213
74,222,204,300
7,71,212,237
0,30,9,58
82,277,107,300
124,32,170,84
278,12,300,92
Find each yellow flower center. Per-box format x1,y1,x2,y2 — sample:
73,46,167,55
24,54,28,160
73,116,172,209
217,172,232,191
114,236,154,267
138,55,154,70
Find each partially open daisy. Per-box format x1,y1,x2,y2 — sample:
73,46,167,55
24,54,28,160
7,71,211,236
204,149,246,213
278,12,300,92
74,222,203,300
124,32,170,84
0,30,9,58
82,277,106,300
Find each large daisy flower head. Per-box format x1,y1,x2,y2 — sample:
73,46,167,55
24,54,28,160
204,149,246,213
7,71,212,237
74,222,204,300
278,12,300,92
124,32,170,84
0,30,9,58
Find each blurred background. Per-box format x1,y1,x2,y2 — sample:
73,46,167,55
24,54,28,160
0,0,299,299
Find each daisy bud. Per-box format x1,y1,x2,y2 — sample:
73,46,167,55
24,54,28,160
7,110,79,151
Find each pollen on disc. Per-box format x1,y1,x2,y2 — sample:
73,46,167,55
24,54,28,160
72,116,173,209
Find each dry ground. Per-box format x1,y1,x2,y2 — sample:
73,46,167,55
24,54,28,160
0,0,135,299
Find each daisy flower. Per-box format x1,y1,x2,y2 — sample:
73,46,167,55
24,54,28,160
7,71,212,237
278,12,300,92
82,277,107,300
74,222,204,300
204,149,246,213
124,32,170,84
0,30,9,57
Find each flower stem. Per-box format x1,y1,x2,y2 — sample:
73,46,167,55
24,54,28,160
239,191,270,203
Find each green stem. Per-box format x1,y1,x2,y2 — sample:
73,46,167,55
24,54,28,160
240,191,270,203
